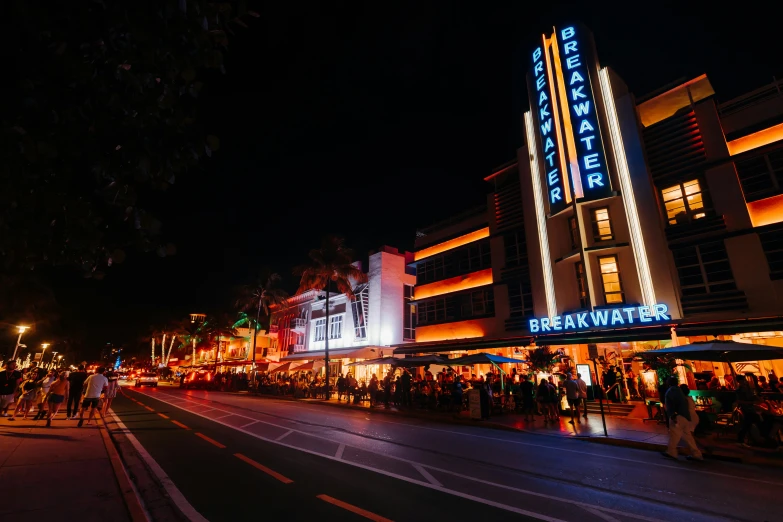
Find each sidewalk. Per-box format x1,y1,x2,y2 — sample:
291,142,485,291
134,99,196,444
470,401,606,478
242,391,783,466
0,412,141,521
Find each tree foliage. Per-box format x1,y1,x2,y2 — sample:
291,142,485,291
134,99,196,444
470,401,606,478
294,236,368,298
1,0,257,278
234,270,288,330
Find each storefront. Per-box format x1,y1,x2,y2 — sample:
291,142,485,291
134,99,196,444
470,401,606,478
279,346,388,384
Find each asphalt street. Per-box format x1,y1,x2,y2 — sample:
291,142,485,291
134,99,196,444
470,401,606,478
111,384,781,522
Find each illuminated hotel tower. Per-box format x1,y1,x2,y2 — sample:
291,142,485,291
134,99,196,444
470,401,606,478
521,24,681,322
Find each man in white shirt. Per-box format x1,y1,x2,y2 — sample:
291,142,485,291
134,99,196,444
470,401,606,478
77,367,108,427
576,373,589,419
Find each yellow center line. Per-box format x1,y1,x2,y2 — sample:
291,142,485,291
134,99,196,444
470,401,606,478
316,494,393,522
234,453,293,484
144,406,154,412
171,420,190,430
157,413,170,419
195,432,226,449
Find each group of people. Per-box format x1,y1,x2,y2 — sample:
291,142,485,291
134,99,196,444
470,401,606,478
703,372,780,392
0,362,118,427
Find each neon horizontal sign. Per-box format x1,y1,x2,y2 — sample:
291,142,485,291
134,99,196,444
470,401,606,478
529,303,671,333
556,25,613,200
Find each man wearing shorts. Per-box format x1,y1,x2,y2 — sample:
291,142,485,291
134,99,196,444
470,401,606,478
0,361,22,418
77,367,108,427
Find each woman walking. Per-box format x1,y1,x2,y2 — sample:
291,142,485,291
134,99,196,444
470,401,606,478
34,370,56,421
537,379,552,422
45,372,69,427
14,376,39,420
103,370,119,415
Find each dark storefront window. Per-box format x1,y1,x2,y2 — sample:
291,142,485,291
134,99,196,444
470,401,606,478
568,216,580,250
672,241,737,296
403,285,416,340
575,261,590,308
504,231,528,267
734,149,783,202
508,279,534,317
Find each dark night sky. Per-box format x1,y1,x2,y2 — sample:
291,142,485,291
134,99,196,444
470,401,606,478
40,3,782,354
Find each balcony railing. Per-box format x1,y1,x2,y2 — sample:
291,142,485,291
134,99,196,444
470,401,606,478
291,318,306,329
291,344,306,353
269,325,279,333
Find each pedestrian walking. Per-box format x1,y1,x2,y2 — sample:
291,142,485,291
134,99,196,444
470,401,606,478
576,372,588,418
735,374,759,447
77,367,108,427
401,370,412,407
45,372,69,427
0,361,22,419
520,375,535,422
662,377,703,461
34,370,56,421
565,373,581,424
547,376,560,421
67,365,88,419
14,376,39,420
368,374,379,407
337,374,347,401
103,370,119,415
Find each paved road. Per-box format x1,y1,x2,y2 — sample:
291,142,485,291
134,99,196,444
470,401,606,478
112,384,780,522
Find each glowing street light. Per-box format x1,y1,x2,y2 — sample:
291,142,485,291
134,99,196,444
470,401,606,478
49,351,58,369
11,326,29,361
40,343,50,366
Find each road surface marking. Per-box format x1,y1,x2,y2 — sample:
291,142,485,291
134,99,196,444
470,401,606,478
276,430,294,441
234,453,293,484
413,464,442,487
316,494,394,522
583,506,620,522
240,420,259,428
132,388,741,521
171,420,190,430
109,411,209,522
195,432,226,448
212,413,233,420
335,444,345,460
157,413,170,419
144,406,155,412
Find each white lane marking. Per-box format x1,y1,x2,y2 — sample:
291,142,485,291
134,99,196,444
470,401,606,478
335,444,345,460
212,414,233,420
583,506,620,522
109,411,209,522
128,389,698,522
142,387,783,488
240,420,259,429
413,463,443,487
276,430,294,441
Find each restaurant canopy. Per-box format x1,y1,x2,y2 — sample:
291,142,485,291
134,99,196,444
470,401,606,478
269,362,294,373
292,360,325,372
648,341,783,363
280,346,381,361
393,355,450,367
447,353,528,366
346,357,399,367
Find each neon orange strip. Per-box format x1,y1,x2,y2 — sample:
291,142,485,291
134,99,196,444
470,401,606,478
550,31,583,198
195,432,226,449
234,453,294,484
415,320,487,343
543,35,572,203
171,420,190,430
413,227,489,261
747,193,783,227
316,494,393,522
727,122,783,156
157,413,170,419
414,268,493,300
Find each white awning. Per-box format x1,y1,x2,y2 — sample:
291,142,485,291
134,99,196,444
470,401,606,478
280,346,386,362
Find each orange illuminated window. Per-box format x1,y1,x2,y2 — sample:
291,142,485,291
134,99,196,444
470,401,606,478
598,255,624,304
591,208,613,242
662,179,706,225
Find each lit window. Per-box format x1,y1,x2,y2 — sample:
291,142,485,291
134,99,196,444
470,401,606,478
662,179,706,225
591,208,614,242
313,318,326,342
328,316,343,339
598,255,624,304
403,285,416,340
575,261,590,308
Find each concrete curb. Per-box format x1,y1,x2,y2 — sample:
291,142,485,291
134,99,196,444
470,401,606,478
241,391,783,467
97,416,150,522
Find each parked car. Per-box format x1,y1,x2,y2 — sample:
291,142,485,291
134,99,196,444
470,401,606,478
181,371,211,390
135,372,159,388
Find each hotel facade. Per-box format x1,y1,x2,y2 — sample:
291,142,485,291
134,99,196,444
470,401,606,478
399,24,783,387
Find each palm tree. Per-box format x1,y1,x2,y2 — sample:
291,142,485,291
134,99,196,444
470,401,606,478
202,314,238,373
163,319,192,365
294,236,367,395
178,320,205,367
234,271,288,372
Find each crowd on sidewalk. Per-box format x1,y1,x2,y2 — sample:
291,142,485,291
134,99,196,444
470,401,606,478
0,361,119,427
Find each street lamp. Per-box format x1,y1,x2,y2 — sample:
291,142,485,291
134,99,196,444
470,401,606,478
11,326,29,361
190,313,205,368
57,355,63,368
50,351,58,369
40,343,50,367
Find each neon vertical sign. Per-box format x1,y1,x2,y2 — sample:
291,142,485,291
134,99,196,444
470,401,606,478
556,25,613,200
530,37,569,215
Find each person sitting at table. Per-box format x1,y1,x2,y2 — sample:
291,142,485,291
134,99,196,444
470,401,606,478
707,376,721,390
768,374,780,392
